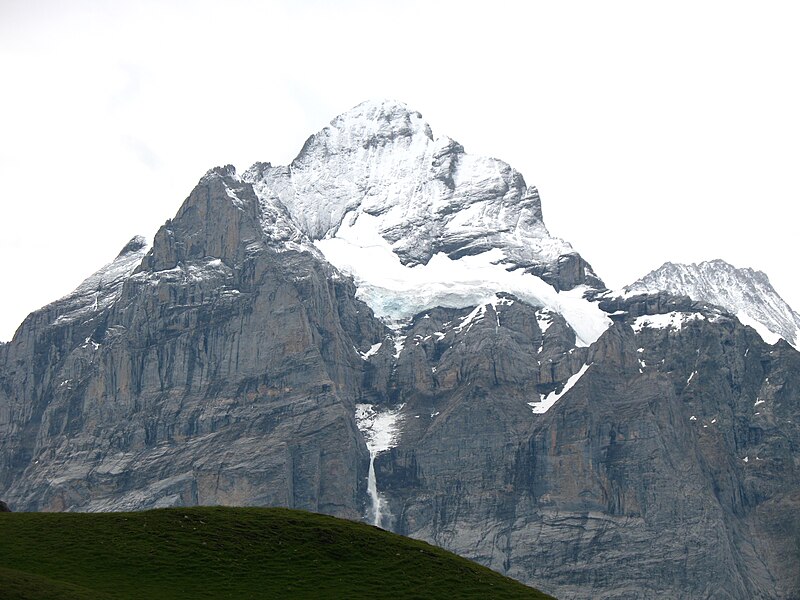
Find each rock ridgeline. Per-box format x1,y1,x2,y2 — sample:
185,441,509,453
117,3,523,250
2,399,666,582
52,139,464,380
622,259,800,348
1,101,799,599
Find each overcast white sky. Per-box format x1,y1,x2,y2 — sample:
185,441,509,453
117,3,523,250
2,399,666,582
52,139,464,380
1,0,799,341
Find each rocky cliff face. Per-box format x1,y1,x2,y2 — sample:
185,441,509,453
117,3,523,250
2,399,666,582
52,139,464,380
1,101,799,599
0,166,384,516
375,294,800,599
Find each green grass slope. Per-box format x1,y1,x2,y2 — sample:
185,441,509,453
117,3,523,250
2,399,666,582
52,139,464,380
0,507,554,599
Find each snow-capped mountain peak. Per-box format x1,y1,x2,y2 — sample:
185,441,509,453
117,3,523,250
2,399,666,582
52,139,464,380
243,100,590,274
621,259,800,347
324,99,434,148
241,99,609,345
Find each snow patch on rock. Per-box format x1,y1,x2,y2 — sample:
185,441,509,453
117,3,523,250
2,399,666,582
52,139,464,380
530,364,592,414
632,312,705,333
51,236,150,327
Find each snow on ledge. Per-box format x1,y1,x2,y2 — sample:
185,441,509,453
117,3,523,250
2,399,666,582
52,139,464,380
359,342,383,360
529,363,592,414
632,312,705,333
735,311,781,345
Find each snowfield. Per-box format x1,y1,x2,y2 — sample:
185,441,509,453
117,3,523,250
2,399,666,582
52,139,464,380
317,211,610,346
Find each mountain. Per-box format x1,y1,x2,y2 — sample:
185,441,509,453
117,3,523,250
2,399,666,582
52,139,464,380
2,100,800,599
619,259,800,348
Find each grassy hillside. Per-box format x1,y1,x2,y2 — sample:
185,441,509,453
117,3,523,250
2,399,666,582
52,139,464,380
0,506,554,599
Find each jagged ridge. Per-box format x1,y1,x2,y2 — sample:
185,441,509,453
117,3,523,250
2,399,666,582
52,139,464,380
621,259,800,347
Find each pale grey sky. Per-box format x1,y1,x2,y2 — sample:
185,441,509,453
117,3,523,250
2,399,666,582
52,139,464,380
1,0,799,341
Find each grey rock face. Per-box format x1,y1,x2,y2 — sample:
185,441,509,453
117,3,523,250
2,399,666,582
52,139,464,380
373,298,800,599
0,166,384,517
1,103,799,599
0,500,10,512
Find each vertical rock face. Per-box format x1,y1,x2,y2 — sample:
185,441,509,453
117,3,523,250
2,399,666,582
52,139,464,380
0,166,384,517
1,101,800,599
376,301,800,599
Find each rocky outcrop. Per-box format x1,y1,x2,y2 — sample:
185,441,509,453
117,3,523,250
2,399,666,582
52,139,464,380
0,500,10,512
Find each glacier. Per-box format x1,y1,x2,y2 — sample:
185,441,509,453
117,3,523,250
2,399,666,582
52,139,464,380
316,211,610,346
